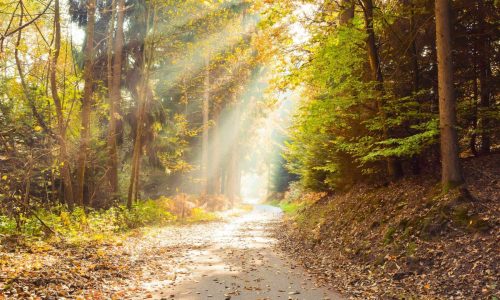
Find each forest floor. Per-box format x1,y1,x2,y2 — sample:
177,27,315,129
275,154,499,299
1,205,341,299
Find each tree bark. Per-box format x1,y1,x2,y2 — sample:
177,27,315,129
201,52,210,196
361,0,403,180
107,0,124,195
127,2,157,208
50,0,74,208
435,0,463,189
409,0,421,174
210,108,221,195
127,84,145,208
470,74,479,156
339,0,355,26
75,0,96,207
476,1,492,155
225,145,236,206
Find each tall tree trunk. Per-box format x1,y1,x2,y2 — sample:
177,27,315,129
127,2,157,208
201,53,210,196
75,0,96,207
211,108,221,195
107,0,124,195
362,0,403,180
127,84,146,209
435,0,463,189
409,0,421,174
476,1,492,155
50,0,74,208
225,94,240,206
470,74,479,156
225,144,236,207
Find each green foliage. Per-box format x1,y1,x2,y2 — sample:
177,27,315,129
283,23,375,190
384,227,396,244
0,200,176,242
279,201,304,214
120,199,176,229
281,18,442,191
186,207,219,223
274,182,326,215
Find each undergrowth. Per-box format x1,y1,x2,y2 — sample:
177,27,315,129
0,197,218,244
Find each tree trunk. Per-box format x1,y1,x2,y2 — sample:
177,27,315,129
225,145,236,207
362,0,403,180
127,2,157,208
339,0,355,26
409,0,421,174
225,94,240,206
435,0,463,189
127,86,145,209
107,0,124,195
211,108,222,195
75,0,96,207
201,53,210,196
476,1,492,155
14,4,51,136
50,0,74,208
470,74,479,156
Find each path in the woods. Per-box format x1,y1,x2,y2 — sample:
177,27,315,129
139,204,342,300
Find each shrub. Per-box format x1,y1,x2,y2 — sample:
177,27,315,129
187,207,218,223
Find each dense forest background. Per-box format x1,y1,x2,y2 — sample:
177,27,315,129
0,0,273,218
0,0,498,228
0,0,498,298
267,0,498,196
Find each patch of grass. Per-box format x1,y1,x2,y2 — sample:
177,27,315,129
237,204,254,212
384,227,397,244
406,241,418,256
280,201,304,214
267,198,281,207
186,207,219,223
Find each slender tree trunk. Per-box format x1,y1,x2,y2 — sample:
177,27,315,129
127,85,146,208
409,0,421,174
435,0,463,189
201,52,210,196
476,1,491,155
211,108,221,195
225,145,236,207
50,0,74,208
107,0,124,195
362,0,403,180
127,1,157,208
75,0,96,207
470,74,479,156
225,94,240,206
14,4,51,136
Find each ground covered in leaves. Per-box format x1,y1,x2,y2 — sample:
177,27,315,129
275,154,499,299
0,203,236,300
1,206,340,300
1,224,208,299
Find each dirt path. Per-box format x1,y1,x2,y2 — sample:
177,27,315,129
1,205,342,299
141,205,342,300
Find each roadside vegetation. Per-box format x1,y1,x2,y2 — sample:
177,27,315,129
3,198,219,239
274,153,499,299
